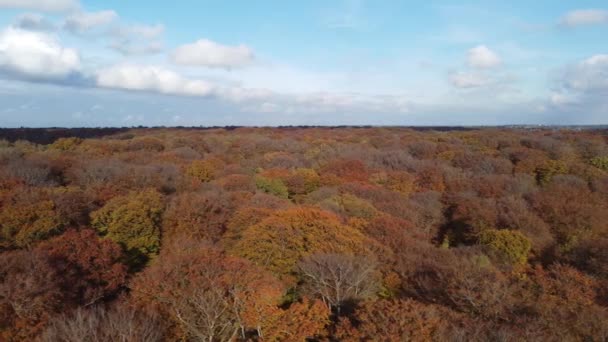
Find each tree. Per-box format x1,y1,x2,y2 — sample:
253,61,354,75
535,160,567,185
525,264,608,340
40,305,165,342
334,299,450,341
254,175,289,198
0,199,67,249
590,156,608,171
400,248,515,319
320,159,369,183
478,229,531,267
285,168,321,197
222,207,272,249
0,249,63,340
162,191,233,244
130,241,285,341
298,253,379,315
38,229,128,306
319,194,378,220
530,175,607,259
91,189,164,267
50,137,83,151
230,207,376,278
262,298,330,341
185,159,222,183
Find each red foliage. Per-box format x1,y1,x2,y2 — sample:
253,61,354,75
38,229,127,306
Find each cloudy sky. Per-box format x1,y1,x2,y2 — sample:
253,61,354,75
0,0,607,127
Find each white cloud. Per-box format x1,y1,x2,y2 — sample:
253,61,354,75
109,24,164,55
547,54,608,116
550,92,579,106
0,0,78,12
112,23,164,39
560,9,608,27
95,64,215,96
14,13,56,31
108,40,163,55
467,45,501,69
0,27,80,79
64,10,118,34
561,54,608,91
171,39,254,69
448,71,490,88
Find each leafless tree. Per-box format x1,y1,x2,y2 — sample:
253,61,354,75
39,305,164,342
298,253,379,315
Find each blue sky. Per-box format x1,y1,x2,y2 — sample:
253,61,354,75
0,0,607,127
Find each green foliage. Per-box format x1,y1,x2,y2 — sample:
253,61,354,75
479,229,531,266
589,156,608,171
50,137,83,151
535,160,567,185
0,200,66,248
255,175,289,198
91,189,164,266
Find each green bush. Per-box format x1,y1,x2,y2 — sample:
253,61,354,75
590,156,608,171
255,175,289,198
479,229,531,266
535,160,567,185
91,189,164,267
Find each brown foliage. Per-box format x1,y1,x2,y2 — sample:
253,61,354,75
38,229,127,306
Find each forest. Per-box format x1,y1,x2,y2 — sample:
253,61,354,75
0,127,607,341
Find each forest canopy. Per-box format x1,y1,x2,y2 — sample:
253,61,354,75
0,127,607,341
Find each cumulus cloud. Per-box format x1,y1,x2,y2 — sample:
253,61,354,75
0,27,80,80
171,39,254,69
559,54,608,91
467,45,501,69
547,54,608,116
95,64,215,96
14,13,56,31
0,0,78,12
560,9,608,27
64,10,118,34
448,71,490,88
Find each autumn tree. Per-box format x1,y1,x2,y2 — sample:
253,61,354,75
254,175,289,198
230,207,376,278
91,189,164,268
478,229,531,267
298,253,380,315
185,158,223,183
38,229,128,306
284,168,321,198
0,199,67,249
262,298,330,341
0,250,63,340
130,241,285,341
320,159,369,184
40,305,165,342
334,299,451,341
162,191,234,244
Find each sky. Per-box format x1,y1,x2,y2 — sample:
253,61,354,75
0,0,607,127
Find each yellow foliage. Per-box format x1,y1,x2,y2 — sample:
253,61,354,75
230,207,376,277
0,200,66,248
185,158,222,183
91,189,164,259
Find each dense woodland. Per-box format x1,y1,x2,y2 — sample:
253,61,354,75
0,127,607,341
